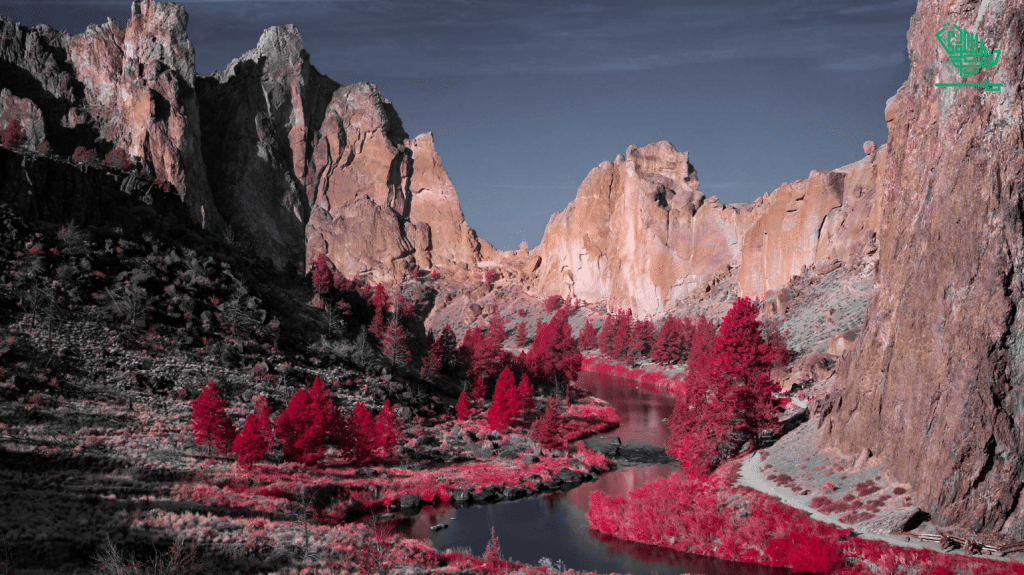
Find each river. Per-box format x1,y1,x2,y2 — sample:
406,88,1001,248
389,371,793,575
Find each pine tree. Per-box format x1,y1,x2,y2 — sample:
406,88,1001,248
437,324,459,374
190,381,237,457
612,311,633,360
487,367,518,430
515,320,528,347
375,399,400,460
579,318,598,350
233,396,273,467
456,390,472,420
421,337,444,380
382,313,411,368
311,253,334,294
516,373,534,419
369,283,389,340
347,402,378,465
626,320,656,363
688,315,717,365
651,315,682,365
666,298,780,475
487,312,506,346
531,396,566,451
527,308,582,401
599,313,618,356
470,376,487,407
274,378,336,466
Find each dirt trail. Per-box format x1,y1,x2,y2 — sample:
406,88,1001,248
736,450,1022,564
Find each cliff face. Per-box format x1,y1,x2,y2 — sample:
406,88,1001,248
530,141,886,317
823,1,1024,535
0,1,489,283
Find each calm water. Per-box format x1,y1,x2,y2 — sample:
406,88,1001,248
390,372,792,575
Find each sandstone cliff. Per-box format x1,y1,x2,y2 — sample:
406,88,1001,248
529,141,886,317
0,1,491,283
823,0,1024,535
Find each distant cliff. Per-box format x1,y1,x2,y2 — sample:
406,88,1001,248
527,140,885,317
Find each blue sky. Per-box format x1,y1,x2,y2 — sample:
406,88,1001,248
0,0,916,251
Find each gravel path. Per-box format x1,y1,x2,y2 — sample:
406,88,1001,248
736,451,940,551
736,450,1024,564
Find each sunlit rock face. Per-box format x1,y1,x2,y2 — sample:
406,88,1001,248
530,141,886,317
0,2,492,282
824,0,1024,535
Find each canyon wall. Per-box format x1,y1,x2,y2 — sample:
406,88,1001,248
823,0,1024,535
0,0,491,283
529,141,886,317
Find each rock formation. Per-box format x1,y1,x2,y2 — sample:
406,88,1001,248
0,1,491,283
529,141,886,317
823,0,1024,535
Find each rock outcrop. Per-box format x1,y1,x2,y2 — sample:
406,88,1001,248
823,0,1024,535
530,141,886,317
0,1,491,283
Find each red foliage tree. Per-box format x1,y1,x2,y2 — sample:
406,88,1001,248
382,313,411,368
311,253,334,294
688,314,717,364
190,381,237,457
666,298,780,475
71,146,96,163
456,390,472,420
598,313,618,356
515,320,528,347
578,317,598,350
531,396,566,451
1,118,27,149
466,324,506,383
104,147,132,169
346,402,378,465
544,294,564,312
275,377,336,465
375,399,400,460
760,317,793,368
516,373,534,419
233,396,273,467
651,315,683,365
421,336,443,380
369,283,389,340
526,308,582,399
487,312,506,346
626,319,656,363
487,367,518,430
612,310,633,360
470,376,487,407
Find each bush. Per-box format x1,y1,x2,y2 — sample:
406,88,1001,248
104,148,133,169
72,146,97,163
1,119,27,149
543,295,564,312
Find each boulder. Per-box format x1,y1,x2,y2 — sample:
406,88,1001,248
399,493,421,508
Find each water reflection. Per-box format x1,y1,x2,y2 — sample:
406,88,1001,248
393,371,791,575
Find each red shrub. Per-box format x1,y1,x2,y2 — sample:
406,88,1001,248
104,147,132,169
37,140,51,156
1,118,27,149
543,295,564,312
484,269,498,284
71,146,96,163
190,381,237,456
275,377,336,465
